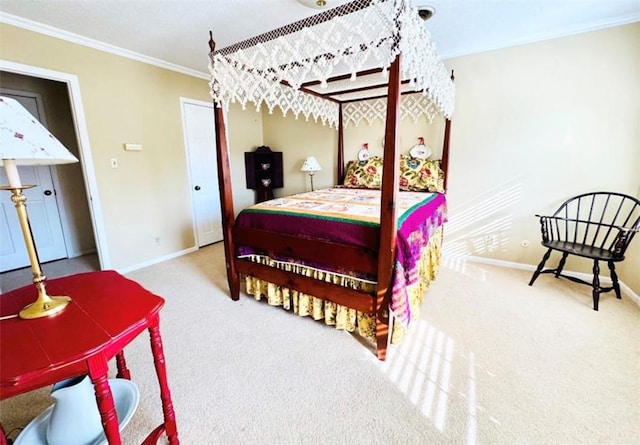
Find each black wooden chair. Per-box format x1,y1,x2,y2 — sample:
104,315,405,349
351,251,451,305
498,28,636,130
529,191,640,310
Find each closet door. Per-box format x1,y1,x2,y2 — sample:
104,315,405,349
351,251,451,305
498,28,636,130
181,99,223,246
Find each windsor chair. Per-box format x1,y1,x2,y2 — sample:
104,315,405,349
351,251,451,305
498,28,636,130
528,191,640,310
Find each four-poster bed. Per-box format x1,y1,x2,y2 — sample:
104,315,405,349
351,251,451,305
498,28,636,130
207,0,455,360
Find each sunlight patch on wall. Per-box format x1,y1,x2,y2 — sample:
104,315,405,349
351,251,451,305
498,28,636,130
445,182,522,236
443,215,513,258
443,180,522,259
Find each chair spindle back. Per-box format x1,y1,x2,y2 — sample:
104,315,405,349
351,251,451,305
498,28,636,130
545,192,640,258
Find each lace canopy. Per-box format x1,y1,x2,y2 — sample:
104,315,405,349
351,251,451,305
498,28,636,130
208,0,455,128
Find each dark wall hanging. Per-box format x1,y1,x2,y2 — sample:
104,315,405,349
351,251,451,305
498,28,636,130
244,145,283,203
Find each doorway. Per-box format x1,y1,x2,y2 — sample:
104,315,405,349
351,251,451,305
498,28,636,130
0,59,110,272
0,90,71,272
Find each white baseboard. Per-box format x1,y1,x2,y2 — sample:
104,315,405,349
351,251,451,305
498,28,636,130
117,246,198,275
444,254,640,308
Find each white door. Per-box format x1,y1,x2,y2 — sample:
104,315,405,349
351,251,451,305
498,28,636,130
181,99,223,246
0,94,68,272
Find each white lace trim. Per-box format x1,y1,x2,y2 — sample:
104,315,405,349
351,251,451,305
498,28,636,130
343,92,441,127
208,0,454,128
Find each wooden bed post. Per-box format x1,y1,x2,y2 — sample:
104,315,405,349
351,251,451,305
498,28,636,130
375,54,402,360
210,32,240,300
441,70,454,192
337,103,345,184
442,118,451,192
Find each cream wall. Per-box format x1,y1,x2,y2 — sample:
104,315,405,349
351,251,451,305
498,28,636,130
0,23,262,270
342,114,446,168
227,105,264,214
443,23,640,293
262,110,337,195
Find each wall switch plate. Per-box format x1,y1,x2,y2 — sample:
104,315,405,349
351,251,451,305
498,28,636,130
124,143,143,151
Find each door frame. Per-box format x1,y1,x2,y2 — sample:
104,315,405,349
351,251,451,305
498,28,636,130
0,59,110,269
179,96,217,247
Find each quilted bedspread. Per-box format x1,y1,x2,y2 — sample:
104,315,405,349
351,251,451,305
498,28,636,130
235,187,447,325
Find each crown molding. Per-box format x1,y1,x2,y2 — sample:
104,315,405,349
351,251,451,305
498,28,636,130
0,12,210,80
1,10,637,78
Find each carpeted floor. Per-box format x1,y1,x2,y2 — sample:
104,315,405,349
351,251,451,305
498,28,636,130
0,253,100,293
1,243,639,444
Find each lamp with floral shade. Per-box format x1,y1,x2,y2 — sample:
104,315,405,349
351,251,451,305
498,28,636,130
0,96,79,319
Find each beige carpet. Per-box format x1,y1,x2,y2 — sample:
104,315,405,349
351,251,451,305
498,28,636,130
1,243,639,444
0,253,100,293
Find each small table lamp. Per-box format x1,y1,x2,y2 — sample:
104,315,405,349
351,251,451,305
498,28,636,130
0,96,79,319
301,156,321,191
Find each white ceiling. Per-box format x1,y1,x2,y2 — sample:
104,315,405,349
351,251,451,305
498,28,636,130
1,0,638,78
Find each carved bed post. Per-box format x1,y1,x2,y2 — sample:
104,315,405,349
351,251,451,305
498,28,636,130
441,118,451,192
375,54,402,361
337,103,345,184
210,32,240,300
441,70,455,192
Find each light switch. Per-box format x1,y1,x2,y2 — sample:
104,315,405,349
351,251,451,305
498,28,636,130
110,158,118,168
124,143,143,151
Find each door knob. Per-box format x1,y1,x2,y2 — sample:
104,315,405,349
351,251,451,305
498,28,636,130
44,190,53,196
194,185,201,191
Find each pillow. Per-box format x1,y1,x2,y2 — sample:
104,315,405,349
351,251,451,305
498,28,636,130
342,156,384,189
399,155,444,193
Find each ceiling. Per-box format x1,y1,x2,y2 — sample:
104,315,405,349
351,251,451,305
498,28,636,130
1,0,638,78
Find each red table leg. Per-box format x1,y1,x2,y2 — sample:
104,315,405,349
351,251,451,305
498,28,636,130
0,423,7,445
115,351,132,380
148,316,179,444
87,355,122,445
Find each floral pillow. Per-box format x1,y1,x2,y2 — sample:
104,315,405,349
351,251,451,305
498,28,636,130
399,155,444,193
342,156,384,189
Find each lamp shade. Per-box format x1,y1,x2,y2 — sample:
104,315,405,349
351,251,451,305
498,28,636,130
300,156,322,173
1,96,78,166
1,96,78,188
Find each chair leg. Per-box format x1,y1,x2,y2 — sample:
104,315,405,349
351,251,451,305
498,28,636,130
592,260,600,311
529,248,552,286
608,261,622,299
555,252,569,278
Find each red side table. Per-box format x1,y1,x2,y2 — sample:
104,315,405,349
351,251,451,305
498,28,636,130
0,270,179,445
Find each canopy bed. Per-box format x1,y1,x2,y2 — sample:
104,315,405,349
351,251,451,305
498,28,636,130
207,0,455,360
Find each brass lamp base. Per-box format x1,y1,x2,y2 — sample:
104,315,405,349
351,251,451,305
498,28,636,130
19,294,71,319
2,185,73,319
19,277,71,319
